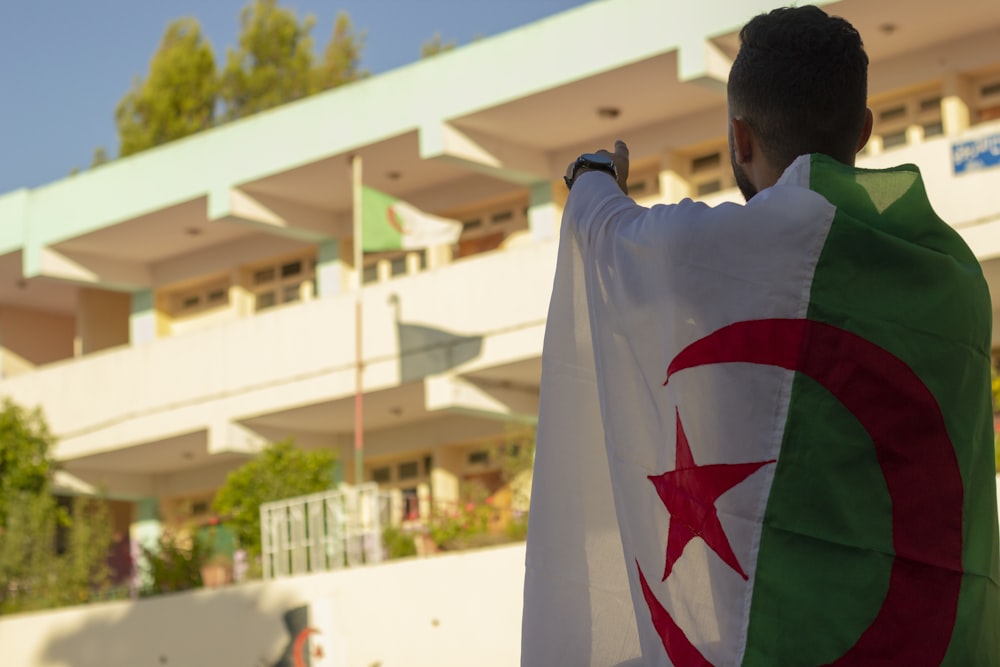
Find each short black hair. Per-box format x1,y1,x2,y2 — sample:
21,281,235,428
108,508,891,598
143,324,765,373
728,5,869,167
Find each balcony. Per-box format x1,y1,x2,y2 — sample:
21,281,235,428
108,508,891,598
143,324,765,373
0,240,555,486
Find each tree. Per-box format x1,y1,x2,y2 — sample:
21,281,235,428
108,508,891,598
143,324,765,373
313,11,368,91
115,18,217,157
0,400,112,613
420,32,457,58
219,0,317,121
213,439,336,558
0,400,53,529
90,147,109,168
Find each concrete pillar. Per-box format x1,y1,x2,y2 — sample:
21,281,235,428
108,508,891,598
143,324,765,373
528,181,558,241
943,73,974,137
431,445,464,508
129,289,156,345
316,239,343,297
129,497,161,593
659,153,691,203
75,288,130,356
341,237,367,288
424,243,453,270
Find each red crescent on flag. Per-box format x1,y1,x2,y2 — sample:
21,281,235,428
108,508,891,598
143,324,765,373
386,206,404,234
660,318,962,665
292,627,320,667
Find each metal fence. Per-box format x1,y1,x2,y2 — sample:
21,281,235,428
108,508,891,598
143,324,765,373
260,483,388,579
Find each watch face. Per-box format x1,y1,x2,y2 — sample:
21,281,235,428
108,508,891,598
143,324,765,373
565,151,617,190
579,152,615,167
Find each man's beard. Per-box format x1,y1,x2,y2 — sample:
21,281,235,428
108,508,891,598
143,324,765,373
729,142,758,202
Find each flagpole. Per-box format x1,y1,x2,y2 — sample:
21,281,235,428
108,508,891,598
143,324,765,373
352,154,364,488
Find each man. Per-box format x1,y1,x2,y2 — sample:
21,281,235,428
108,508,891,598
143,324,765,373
522,6,1000,666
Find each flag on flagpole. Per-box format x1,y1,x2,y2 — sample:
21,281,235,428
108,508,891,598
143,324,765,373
360,186,462,252
522,154,1000,665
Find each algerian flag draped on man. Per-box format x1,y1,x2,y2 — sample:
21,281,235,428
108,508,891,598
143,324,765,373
522,154,1000,665
360,186,462,252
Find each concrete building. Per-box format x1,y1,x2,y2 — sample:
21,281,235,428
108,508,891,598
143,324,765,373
1,0,999,573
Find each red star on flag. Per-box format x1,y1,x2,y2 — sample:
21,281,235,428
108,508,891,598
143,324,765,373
648,410,775,581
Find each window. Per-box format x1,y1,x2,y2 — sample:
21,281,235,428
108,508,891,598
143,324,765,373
452,195,530,259
402,488,420,520
369,454,430,503
170,278,231,317
869,89,942,153
625,163,662,200
975,76,1000,124
684,145,735,197
362,249,426,284
398,461,419,480
248,254,315,312
468,450,490,465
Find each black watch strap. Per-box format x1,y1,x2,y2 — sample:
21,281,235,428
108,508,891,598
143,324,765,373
565,153,618,190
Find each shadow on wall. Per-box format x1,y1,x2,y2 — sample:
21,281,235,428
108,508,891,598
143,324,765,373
389,293,483,383
35,583,303,667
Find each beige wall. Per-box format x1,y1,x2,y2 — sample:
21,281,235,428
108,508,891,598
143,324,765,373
76,288,130,355
0,543,526,667
0,305,74,377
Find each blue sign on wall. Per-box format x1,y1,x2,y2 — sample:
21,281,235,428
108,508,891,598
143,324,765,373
952,133,1000,175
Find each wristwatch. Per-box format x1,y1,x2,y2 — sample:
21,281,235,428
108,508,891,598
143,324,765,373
564,152,618,190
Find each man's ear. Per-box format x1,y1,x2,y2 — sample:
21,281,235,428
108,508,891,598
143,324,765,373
857,108,874,153
731,117,754,165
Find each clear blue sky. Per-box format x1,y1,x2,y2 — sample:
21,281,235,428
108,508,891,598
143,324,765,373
0,0,591,195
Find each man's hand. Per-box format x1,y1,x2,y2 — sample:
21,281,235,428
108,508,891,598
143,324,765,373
565,140,631,194
596,140,630,194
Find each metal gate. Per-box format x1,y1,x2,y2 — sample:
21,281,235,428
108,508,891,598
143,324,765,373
260,483,387,579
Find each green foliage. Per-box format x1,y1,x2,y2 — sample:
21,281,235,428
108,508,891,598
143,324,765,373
0,400,54,529
116,17,217,157
90,147,109,168
139,532,208,596
495,429,536,485
504,513,529,542
420,33,456,58
427,482,493,550
314,11,367,91
112,3,369,153
426,429,536,550
0,400,112,614
219,0,317,121
52,497,114,606
381,526,417,559
212,438,336,557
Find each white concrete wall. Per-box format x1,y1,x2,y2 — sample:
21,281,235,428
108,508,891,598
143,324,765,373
859,118,1000,235
0,240,555,461
76,288,130,356
0,305,75,377
0,544,526,667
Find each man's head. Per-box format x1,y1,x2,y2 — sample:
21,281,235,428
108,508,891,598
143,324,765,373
727,5,872,199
